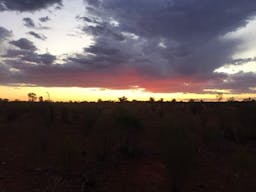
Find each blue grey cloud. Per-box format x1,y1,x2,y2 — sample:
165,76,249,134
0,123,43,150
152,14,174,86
82,0,256,75
23,17,36,28
74,0,256,91
0,26,12,40
9,38,37,51
28,31,47,40
39,16,50,22
0,0,62,12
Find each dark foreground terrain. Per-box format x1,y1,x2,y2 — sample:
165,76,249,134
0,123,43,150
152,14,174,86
0,100,256,192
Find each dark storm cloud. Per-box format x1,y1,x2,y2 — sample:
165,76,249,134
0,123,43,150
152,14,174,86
23,17,35,28
99,0,256,41
39,16,50,22
28,31,47,40
0,0,62,12
82,0,256,75
9,38,37,51
70,0,256,91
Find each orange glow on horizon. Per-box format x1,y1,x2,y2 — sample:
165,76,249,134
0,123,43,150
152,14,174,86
0,85,255,102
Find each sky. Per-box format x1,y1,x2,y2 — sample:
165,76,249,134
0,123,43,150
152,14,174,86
0,0,256,101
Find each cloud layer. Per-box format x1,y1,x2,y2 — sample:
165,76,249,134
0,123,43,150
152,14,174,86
0,0,62,11
0,0,256,93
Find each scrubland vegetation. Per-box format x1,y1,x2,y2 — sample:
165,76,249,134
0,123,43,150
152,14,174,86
0,100,256,191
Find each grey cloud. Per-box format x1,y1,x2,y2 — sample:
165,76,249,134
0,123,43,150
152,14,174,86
0,2,6,11
0,0,62,12
23,18,50,30
209,73,256,93
23,17,35,28
76,16,93,23
38,53,56,65
1,0,256,93
86,0,101,7
68,34,140,71
3,49,56,67
21,53,56,65
0,27,12,55
84,25,125,41
2,49,31,58
97,0,256,42
28,31,47,40
0,62,12,83
39,16,50,22
228,57,256,65
9,38,37,51
0,26,12,40
78,0,256,90
85,45,120,56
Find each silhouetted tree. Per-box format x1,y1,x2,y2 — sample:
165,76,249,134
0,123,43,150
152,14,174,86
243,97,253,102
158,98,164,102
216,93,223,102
227,97,235,102
0,98,9,102
28,92,37,102
118,96,128,102
149,97,155,102
97,99,102,103
39,96,44,102
171,98,176,103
